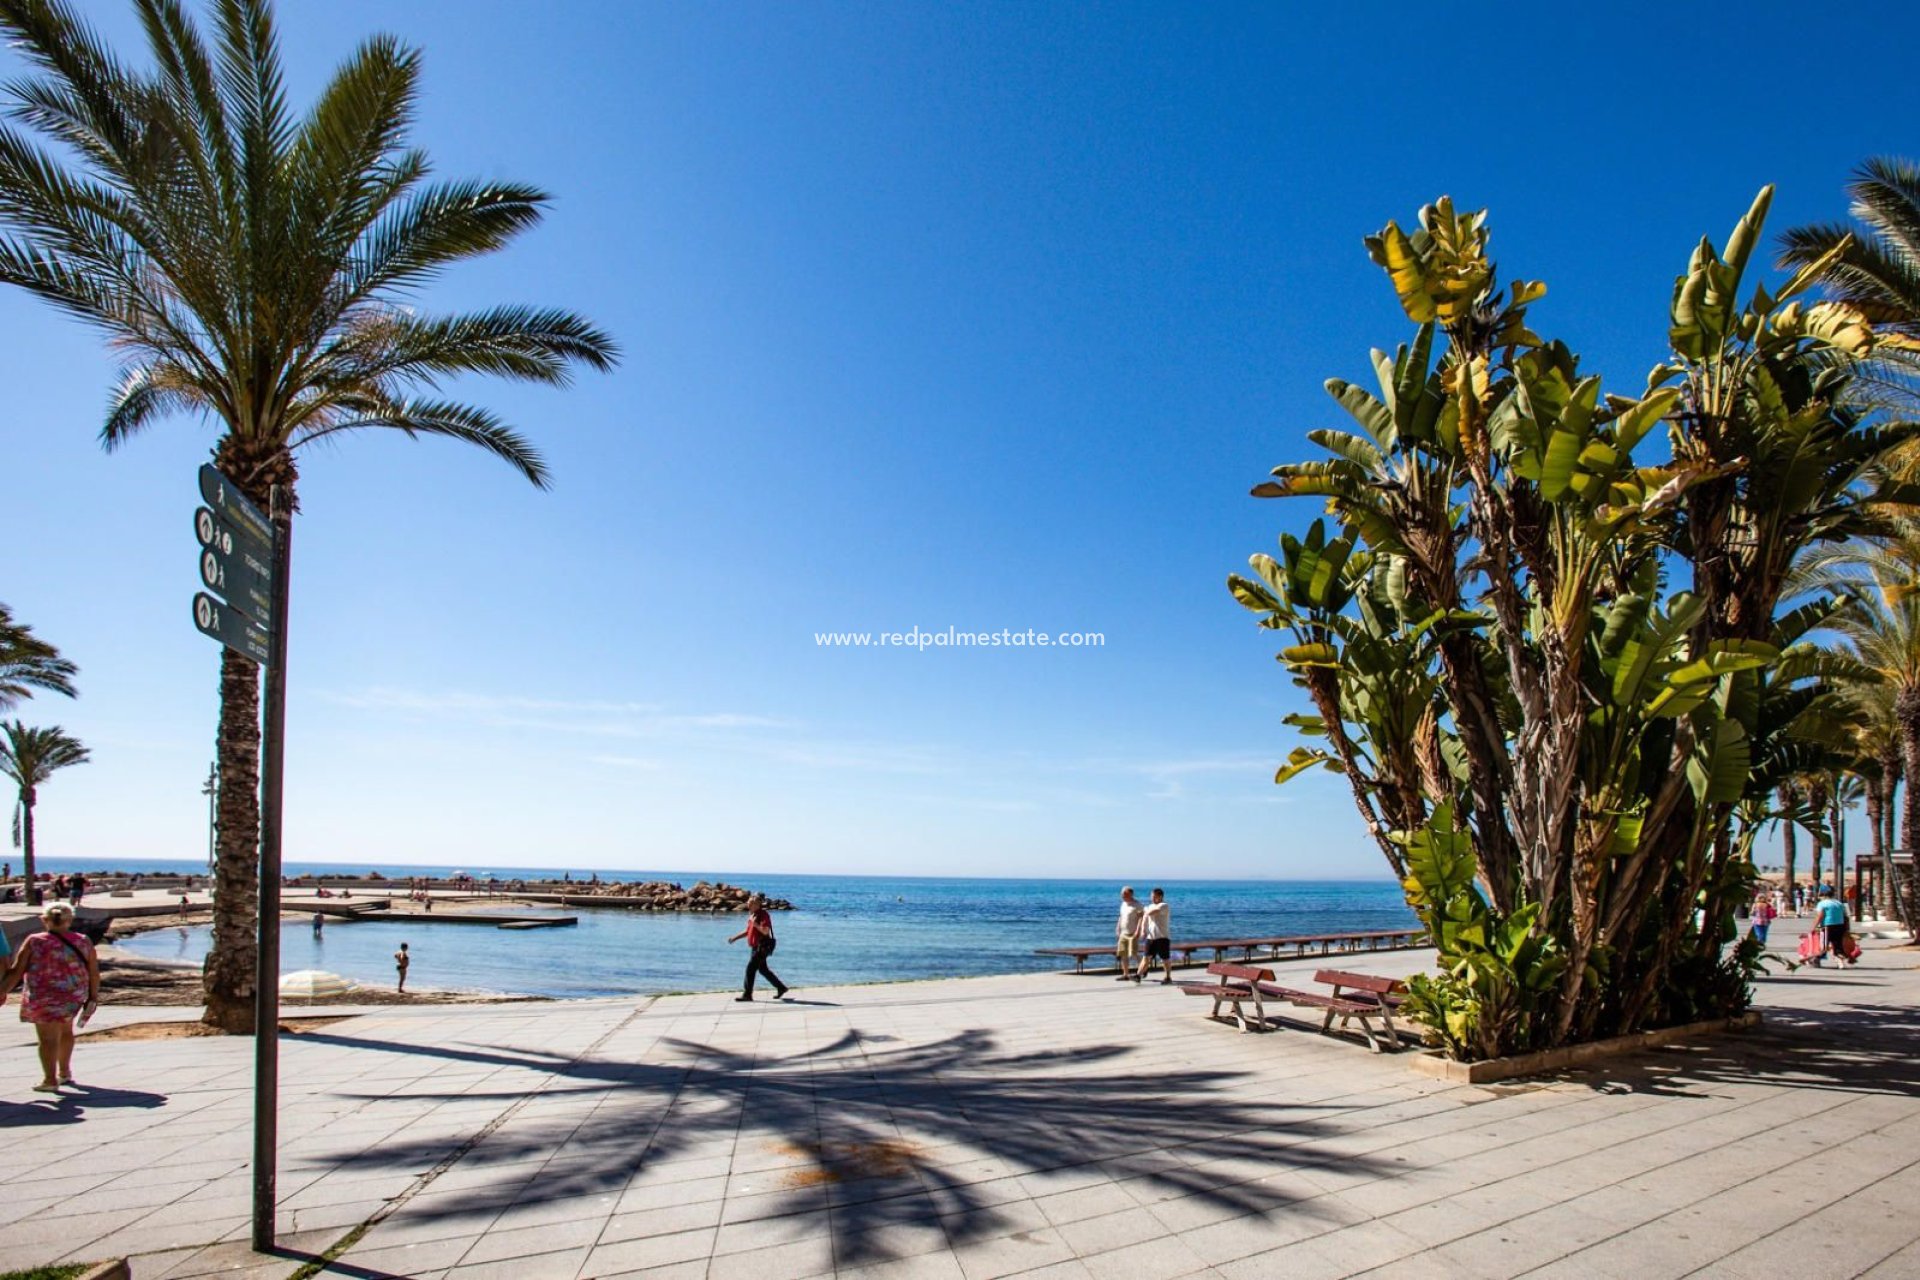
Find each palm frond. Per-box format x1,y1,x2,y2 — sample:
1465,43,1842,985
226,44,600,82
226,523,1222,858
294,395,549,488
0,604,78,710
344,179,549,301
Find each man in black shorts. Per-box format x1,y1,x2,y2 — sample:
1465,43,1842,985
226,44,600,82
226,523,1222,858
1134,887,1173,984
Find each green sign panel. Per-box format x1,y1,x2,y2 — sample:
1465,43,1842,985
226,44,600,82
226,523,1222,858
195,506,273,618
193,591,271,666
198,465,273,550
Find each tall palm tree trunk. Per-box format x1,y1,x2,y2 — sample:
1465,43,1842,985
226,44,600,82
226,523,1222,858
1779,783,1799,910
18,785,35,907
1868,773,1891,920
1831,788,1845,903
1888,752,1914,927
1806,777,1828,892
1900,694,1920,931
204,650,263,1032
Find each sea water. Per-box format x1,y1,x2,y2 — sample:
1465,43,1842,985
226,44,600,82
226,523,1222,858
73,862,1415,998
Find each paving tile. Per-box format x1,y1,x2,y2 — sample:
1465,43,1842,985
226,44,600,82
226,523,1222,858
576,1225,717,1274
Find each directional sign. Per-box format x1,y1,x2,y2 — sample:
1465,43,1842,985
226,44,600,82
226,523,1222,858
198,465,273,551
193,591,271,665
194,507,274,619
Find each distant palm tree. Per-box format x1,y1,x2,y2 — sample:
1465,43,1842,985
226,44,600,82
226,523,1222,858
1780,157,1920,414
1799,543,1920,917
0,0,617,1030
0,721,89,907
0,604,77,710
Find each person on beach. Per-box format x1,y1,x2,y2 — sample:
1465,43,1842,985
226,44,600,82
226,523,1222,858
1815,886,1852,966
1115,887,1144,980
394,942,410,992
312,912,324,938
0,902,100,1092
70,873,85,905
1750,895,1776,947
729,894,789,1002
1134,887,1173,984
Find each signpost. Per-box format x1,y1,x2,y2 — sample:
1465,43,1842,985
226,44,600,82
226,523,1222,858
195,508,275,619
191,590,271,665
187,464,291,1252
199,464,274,551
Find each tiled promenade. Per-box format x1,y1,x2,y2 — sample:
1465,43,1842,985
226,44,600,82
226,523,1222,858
3,920,1917,1279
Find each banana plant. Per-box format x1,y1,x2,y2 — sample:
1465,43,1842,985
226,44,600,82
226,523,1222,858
1237,190,1904,1059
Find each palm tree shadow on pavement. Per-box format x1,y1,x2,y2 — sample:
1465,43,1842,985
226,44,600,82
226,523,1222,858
1575,999,1920,1100
297,1025,1392,1264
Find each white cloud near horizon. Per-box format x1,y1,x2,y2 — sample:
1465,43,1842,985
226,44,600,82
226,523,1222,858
320,685,1282,803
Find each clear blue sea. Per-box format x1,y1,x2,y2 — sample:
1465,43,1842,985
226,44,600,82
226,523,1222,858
50,858,1415,999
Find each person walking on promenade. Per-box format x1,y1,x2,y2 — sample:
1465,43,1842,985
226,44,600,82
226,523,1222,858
312,912,324,938
0,902,100,1092
70,872,85,905
1815,886,1853,966
394,942,410,992
1115,886,1144,981
1134,887,1173,984
729,894,789,1002
1750,895,1776,948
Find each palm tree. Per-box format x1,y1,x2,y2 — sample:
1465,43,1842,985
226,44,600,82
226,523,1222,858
0,721,89,907
1781,158,1920,414
1777,780,1801,906
0,603,77,710
0,0,617,1030
1830,772,1863,901
1799,544,1920,921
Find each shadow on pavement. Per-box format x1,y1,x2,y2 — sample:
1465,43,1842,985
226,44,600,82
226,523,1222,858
296,1026,1381,1264
0,1084,168,1127
275,1249,409,1280
1576,998,1920,1100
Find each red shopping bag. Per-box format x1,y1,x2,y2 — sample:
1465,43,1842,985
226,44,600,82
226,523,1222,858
1798,930,1824,961
1842,934,1862,962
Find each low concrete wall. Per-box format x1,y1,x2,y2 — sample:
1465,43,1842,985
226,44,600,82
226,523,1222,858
1408,1011,1763,1085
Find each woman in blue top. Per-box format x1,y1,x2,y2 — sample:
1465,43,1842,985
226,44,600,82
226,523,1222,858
1814,887,1852,966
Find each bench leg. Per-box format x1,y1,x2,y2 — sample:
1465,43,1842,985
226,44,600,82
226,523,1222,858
1379,1012,1404,1050
1352,1016,1382,1052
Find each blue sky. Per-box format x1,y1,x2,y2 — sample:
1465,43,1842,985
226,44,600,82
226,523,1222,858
2,1,1912,878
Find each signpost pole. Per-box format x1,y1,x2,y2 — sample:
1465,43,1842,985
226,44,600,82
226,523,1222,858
251,484,292,1253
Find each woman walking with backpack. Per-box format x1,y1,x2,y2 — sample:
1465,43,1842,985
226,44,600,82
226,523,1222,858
0,902,100,1092
729,894,790,1002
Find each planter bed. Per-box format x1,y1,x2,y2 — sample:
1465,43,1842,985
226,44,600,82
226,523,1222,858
1408,1010,1763,1085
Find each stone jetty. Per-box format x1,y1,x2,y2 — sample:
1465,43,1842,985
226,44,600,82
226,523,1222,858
541,879,793,912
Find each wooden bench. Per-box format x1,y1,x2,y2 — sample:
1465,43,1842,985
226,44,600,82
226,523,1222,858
1035,930,1430,974
1033,946,1118,974
1316,969,1408,1009
1254,968,1409,1052
1175,962,1271,1032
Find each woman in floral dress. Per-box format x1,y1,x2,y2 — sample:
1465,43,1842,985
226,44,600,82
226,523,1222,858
0,902,100,1092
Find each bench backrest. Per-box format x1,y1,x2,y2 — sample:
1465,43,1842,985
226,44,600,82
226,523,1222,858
1315,969,1405,995
1208,962,1274,984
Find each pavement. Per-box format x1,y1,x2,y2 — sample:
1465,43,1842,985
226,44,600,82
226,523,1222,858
2,918,1917,1280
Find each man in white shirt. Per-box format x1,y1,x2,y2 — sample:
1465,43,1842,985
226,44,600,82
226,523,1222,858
1135,888,1172,984
1115,887,1143,980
